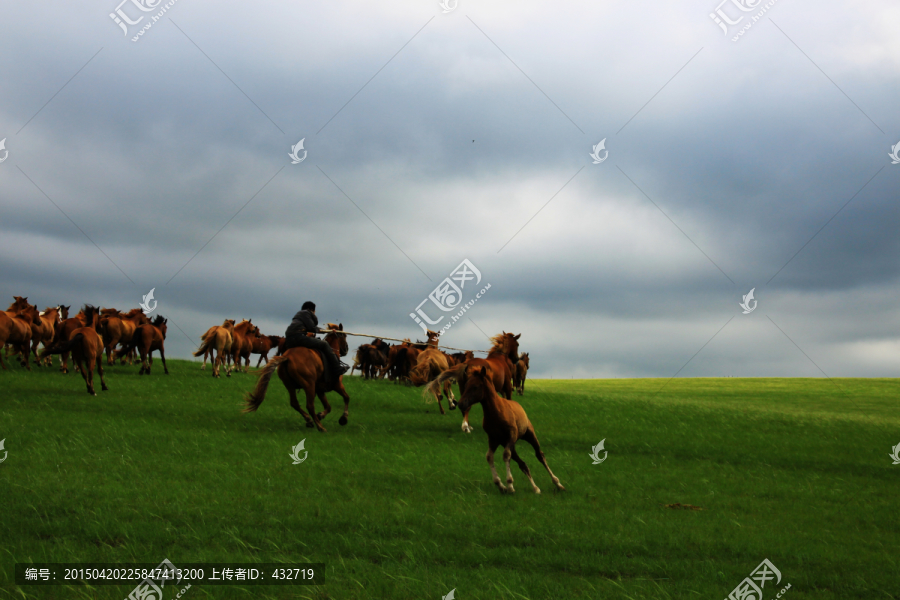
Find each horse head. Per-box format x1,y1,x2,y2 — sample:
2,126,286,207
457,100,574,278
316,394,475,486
152,315,168,338
325,323,348,357
458,365,493,413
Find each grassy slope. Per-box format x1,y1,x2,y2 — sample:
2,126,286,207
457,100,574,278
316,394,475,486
1,359,898,599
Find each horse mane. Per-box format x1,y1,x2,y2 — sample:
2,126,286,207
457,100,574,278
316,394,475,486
489,333,509,354
82,304,101,327
151,314,166,327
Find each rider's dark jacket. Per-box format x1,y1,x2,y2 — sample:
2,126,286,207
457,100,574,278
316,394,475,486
285,309,319,339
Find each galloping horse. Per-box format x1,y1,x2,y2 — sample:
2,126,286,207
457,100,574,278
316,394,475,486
229,320,259,374
194,320,234,378
31,306,62,366
54,307,88,374
243,324,350,433
514,353,530,395
101,309,149,365
426,332,520,433
250,333,282,368
458,365,564,494
0,302,42,370
40,305,108,395
118,315,168,375
409,330,454,413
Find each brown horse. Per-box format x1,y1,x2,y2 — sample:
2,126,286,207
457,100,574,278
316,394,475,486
40,305,108,395
410,346,454,413
426,332,520,433
194,320,234,377
459,365,563,494
514,353,530,395
0,302,42,370
229,320,259,374
353,341,387,379
54,308,88,373
30,306,62,366
243,324,350,433
101,308,149,365
118,315,168,375
250,333,282,368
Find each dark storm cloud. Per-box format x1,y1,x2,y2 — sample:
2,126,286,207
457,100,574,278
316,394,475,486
1,0,898,378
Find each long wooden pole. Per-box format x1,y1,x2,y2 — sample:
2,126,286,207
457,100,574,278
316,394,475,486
322,329,488,353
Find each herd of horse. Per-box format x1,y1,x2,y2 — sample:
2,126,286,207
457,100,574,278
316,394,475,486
2,295,560,494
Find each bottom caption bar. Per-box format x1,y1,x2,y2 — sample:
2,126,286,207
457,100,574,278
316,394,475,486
16,560,324,586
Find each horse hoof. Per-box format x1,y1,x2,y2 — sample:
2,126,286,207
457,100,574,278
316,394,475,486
306,422,314,428
338,416,348,426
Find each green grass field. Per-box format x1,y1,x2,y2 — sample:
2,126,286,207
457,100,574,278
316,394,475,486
1,359,898,599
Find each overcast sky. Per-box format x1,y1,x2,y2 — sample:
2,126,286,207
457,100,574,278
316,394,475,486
1,0,898,379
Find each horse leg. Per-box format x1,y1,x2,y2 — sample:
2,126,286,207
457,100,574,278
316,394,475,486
461,407,474,434
96,354,109,391
159,347,169,374
256,353,265,368
510,445,540,494
315,390,331,422
521,428,564,491
286,386,314,428
76,355,94,395
503,445,516,494
335,381,350,426
106,333,120,366
486,441,508,493
304,386,326,433
139,348,148,375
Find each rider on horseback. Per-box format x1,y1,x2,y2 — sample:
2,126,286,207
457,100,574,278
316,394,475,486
282,301,349,384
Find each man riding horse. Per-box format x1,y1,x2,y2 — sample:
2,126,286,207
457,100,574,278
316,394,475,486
282,301,348,384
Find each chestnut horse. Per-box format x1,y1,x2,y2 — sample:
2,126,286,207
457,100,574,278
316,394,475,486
54,308,88,374
40,305,109,395
118,315,168,375
31,306,62,366
229,319,259,374
0,302,42,370
426,331,520,433
251,333,282,368
194,319,234,377
243,324,350,433
101,308,149,365
514,353,530,395
459,365,564,494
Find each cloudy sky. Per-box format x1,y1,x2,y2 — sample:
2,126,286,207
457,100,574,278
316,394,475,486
1,0,898,379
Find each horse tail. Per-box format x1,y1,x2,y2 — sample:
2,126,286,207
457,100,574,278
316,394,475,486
423,362,466,403
40,333,84,358
193,334,214,357
243,355,286,413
